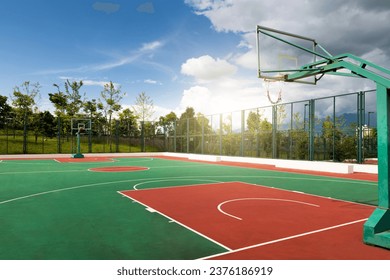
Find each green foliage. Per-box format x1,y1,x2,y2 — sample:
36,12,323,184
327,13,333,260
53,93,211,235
0,95,12,129
64,80,84,117
158,111,178,136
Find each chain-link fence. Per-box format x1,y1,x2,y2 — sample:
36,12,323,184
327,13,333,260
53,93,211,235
0,89,377,163
0,119,165,155
167,90,377,163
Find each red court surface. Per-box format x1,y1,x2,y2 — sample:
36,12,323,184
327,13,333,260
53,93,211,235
55,157,114,163
120,182,390,259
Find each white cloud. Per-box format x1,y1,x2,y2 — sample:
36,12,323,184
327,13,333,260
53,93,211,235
92,54,142,71
59,76,120,88
38,40,165,75
179,86,212,113
140,41,163,52
144,79,162,85
83,80,120,88
233,49,257,70
181,55,237,82
178,77,270,115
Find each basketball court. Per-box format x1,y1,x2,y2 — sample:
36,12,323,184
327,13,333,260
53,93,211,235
0,153,388,260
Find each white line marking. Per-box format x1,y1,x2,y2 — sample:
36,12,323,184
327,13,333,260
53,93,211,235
118,191,232,251
133,179,223,190
87,167,150,172
218,198,320,220
198,218,368,260
146,207,157,213
0,170,86,175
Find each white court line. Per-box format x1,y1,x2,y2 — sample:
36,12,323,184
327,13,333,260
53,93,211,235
133,178,223,190
198,218,369,260
218,198,320,220
0,170,86,176
118,191,232,252
87,167,150,173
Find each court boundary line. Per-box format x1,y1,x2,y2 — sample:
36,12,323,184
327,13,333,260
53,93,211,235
117,190,233,252
0,169,86,176
87,166,150,173
199,218,369,260
132,179,224,190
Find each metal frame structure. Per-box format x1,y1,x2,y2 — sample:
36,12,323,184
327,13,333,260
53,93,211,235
257,25,390,249
70,118,91,158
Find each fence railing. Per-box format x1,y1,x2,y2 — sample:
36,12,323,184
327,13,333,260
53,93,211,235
166,90,377,163
0,90,378,163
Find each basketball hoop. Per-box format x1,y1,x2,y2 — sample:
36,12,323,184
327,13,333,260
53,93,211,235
264,78,283,105
77,123,86,135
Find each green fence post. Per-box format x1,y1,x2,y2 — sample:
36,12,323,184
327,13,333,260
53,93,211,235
241,110,245,157
308,99,315,161
201,117,204,154
115,120,119,153
140,121,145,152
289,103,293,159
57,117,62,153
219,114,223,155
272,105,277,158
357,91,365,163
332,96,336,161
174,120,177,152
186,118,190,153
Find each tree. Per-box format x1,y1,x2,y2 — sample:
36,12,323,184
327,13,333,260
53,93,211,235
291,112,308,159
83,98,104,135
246,110,263,156
100,81,125,134
99,81,126,152
222,114,240,156
177,107,195,135
158,111,178,136
31,111,56,142
49,83,69,151
132,92,155,122
118,108,138,137
0,95,12,129
11,81,41,153
133,92,155,152
48,84,67,117
64,79,84,117
247,110,262,135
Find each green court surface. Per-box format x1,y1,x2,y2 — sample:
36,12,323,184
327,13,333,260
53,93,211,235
0,156,379,260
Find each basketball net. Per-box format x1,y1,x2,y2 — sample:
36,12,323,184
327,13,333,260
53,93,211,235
264,78,282,105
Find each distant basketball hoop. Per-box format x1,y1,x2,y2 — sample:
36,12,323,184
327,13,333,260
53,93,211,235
77,123,86,135
71,119,91,135
71,118,91,158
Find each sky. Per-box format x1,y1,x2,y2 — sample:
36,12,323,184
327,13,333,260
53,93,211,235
1,0,390,120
